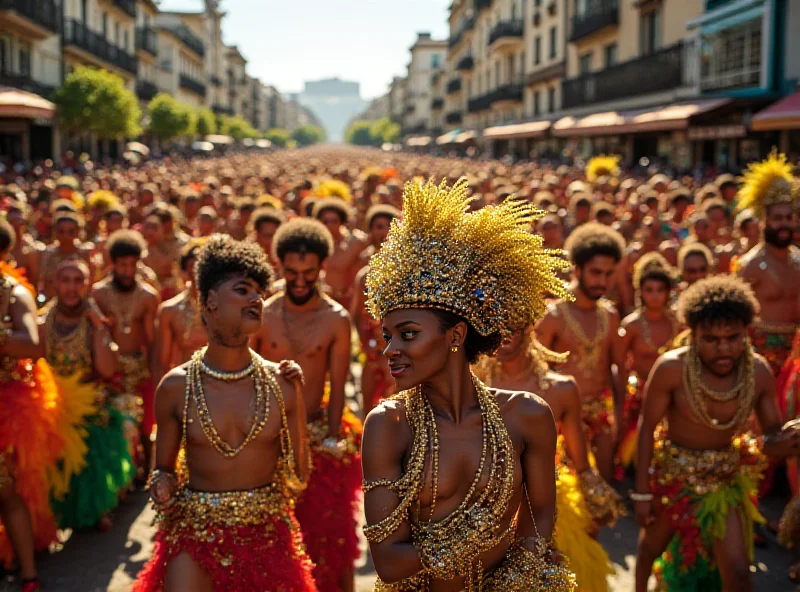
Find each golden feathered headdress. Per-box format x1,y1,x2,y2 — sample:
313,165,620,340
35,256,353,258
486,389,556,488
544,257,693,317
314,179,352,203
586,155,621,182
87,190,119,212
365,179,572,336
736,150,797,217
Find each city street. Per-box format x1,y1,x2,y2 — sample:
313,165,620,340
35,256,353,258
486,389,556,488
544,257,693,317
1,486,795,591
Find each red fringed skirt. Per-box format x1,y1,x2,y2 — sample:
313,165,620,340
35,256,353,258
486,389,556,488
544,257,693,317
295,407,363,592
133,484,318,592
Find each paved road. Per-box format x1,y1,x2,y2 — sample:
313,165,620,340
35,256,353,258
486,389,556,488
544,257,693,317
1,486,795,591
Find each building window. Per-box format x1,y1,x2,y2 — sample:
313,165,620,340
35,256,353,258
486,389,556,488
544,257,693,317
640,8,662,55
115,22,120,44
124,29,129,51
534,36,541,65
549,26,557,59
548,86,555,113
432,54,441,69
102,13,108,37
533,90,540,116
18,41,31,76
579,52,592,75
700,18,762,92
81,0,88,23
604,43,617,67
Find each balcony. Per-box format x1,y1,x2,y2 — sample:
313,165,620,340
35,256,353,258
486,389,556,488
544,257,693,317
446,78,462,94
135,27,157,57
404,103,415,114
431,97,444,110
525,61,566,86
476,0,492,11
159,24,205,58
63,19,137,75
180,74,206,97
213,104,233,116
489,19,524,53
445,111,463,124
561,42,686,110
449,30,463,49
468,83,524,112
570,0,619,43
0,69,55,98
449,15,475,48
456,55,475,72
403,123,427,135
0,0,59,39
209,73,223,87
113,0,136,18
136,80,158,101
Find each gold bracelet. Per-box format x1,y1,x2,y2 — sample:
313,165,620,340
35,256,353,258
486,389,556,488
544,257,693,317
629,490,653,502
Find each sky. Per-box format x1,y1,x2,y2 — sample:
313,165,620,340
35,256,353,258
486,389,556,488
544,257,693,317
160,0,451,100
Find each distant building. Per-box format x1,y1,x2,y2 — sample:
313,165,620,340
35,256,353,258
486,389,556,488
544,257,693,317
297,77,366,142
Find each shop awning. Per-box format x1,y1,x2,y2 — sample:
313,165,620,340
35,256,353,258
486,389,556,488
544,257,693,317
483,120,551,140
406,136,432,147
0,86,55,119
436,129,460,145
751,90,800,131
553,99,730,137
455,130,477,143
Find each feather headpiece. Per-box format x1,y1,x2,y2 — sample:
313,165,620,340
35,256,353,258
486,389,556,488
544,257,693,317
736,150,796,217
586,155,621,182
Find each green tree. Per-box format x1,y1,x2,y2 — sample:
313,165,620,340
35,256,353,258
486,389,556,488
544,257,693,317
370,117,400,144
224,115,257,141
345,121,376,146
147,93,194,140
292,124,326,147
54,66,141,139
195,107,216,137
265,128,291,148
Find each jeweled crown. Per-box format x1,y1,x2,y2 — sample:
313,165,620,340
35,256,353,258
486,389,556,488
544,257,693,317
365,178,571,336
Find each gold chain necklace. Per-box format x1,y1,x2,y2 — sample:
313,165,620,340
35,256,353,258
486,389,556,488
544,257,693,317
45,302,92,377
558,301,608,374
106,283,140,335
178,289,203,343
640,310,677,355
681,344,755,431
188,347,275,458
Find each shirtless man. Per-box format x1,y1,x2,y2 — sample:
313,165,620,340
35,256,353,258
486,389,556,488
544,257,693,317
614,253,678,469
142,214,181,301
351,205,400,415
253,218,360,592
635,276,800,592
249,206,285,272
537,222,626,482
155,239,207,376
5,200,41,289
133,235,315,592
40,212,93,301
313,197,368,308
92,230,160,474
677,242,713,292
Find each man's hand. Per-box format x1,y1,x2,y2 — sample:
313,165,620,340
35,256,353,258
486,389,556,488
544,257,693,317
635,500,655,528
278,359,305,386
764,423,800,458
86,299,110,329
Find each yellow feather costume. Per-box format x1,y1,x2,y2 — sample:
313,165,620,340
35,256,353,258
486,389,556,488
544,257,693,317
586,155,621,183
735,150,797,217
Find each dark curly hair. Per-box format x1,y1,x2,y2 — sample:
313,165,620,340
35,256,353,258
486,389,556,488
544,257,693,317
677,242,713,270
677,275,759,330
273,218,334,263
433,309,502,365
107,229,145,262
0,217,15,254
251,207,286,233
564,222,625,268
312,198,351,224
195,234,273,306
366,204,400,229
180,238,206,273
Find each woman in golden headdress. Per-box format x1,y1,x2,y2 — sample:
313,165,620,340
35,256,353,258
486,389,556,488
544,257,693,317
362,179,576,590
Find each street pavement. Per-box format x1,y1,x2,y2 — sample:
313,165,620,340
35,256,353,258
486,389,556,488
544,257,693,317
0,485,796,591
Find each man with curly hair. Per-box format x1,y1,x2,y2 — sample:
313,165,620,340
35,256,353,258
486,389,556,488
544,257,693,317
537,222,627,482
635,275,800,592
39,211,94,302
92,230,160,477
134,234,316,592
253,218,361,592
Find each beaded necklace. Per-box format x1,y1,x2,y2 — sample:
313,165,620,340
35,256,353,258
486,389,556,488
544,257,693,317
557,300,608,375
188,347,275,458
363,376,518,589
640,310,678,356
681,344,755,431
44,302,93,377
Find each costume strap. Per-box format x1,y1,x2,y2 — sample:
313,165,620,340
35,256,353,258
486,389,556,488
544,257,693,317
180,368,191,483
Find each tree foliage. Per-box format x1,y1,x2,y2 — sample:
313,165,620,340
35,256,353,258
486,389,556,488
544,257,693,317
54,66,141,139
147,94,195,140
345,117,398,146
223,115,258,141
292,124,326,147
370,117,400,144
265,128,291,148
345,121,376,146
195,107,217,137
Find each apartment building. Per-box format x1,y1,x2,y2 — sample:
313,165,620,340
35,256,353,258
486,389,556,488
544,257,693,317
0,0,61,160
402,32,447,140
135,0,158,105
226,45,247,117
388,76,407,125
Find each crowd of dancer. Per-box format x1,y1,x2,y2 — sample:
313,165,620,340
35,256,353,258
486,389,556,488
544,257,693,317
0,144,799,591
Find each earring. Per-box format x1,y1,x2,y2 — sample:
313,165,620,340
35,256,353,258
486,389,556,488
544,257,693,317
451,346,459,353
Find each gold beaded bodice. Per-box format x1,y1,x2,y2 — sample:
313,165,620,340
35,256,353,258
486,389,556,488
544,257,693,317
42,301,93,378
363,377,518,589
0,274,29,384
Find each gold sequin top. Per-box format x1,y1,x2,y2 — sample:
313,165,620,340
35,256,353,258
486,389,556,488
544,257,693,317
41,301,93,378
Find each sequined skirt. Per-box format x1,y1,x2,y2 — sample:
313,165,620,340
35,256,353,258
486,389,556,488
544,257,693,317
581,388,615,442
296,406,363,592
750,322,796,378
651,431,766,591
133,484,318,591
